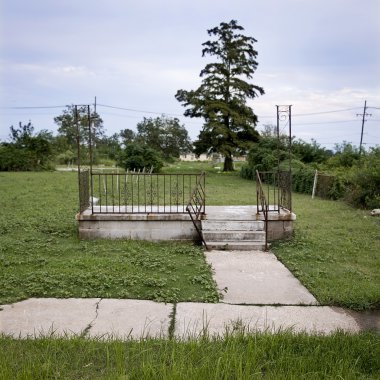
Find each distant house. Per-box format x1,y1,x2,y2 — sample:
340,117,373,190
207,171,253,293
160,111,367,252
180,153,210,162
180,153,246,163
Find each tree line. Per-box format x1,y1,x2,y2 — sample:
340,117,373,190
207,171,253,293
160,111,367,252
240,125,380,209
0,110,192,172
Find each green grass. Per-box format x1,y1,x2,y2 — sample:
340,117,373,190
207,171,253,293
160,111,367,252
0,172,218,304
0,331,379,379
1,164,380,377
272,193,380,311
165,160,256,205
1,162,379,311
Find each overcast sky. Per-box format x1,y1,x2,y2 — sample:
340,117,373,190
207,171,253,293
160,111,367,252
1,0,380,149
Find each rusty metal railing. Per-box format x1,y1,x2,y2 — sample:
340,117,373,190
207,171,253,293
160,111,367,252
89,172,203,214
186,171,207,249
256,171,292,213
256,171,269,251
79,170,90,213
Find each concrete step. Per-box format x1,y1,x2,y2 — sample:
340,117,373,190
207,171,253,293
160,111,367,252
201,220,264,231
206,241,266,251
202,230,265,242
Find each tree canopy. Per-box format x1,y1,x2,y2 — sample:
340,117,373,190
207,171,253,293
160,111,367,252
133,115,192,159
175,20,264,171
0,122,53,171
54,105,104,151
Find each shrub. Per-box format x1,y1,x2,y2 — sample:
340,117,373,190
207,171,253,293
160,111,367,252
240,164,255,180
345,148,380,209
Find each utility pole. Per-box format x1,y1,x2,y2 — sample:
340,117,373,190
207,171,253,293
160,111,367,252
357,100,372,155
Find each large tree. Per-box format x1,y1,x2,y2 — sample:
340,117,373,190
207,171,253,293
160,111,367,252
54,105,104,151
175,20,264,171
135,115,192,159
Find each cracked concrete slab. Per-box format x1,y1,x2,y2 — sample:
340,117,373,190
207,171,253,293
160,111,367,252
88,299,173,339
175,303,360,338
206,250,318,305
0,298,100,338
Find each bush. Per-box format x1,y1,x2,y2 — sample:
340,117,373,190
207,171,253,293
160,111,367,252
240,164,255,180
345,148,380,209
292,167,314,194
117,143,163,173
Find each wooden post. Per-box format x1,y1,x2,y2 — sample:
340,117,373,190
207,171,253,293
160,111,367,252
312,170,318,199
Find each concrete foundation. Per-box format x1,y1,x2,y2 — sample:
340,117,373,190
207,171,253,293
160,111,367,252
77,206,296,243
77,209,199,241
256,207,296,241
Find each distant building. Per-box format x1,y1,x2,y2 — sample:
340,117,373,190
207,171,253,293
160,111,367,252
180,153,210,161
180,153,246,162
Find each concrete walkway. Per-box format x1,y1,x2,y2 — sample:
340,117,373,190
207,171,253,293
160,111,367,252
0,250,367,339
206,250,317,305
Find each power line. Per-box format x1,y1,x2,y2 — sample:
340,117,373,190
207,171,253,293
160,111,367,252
97,103,184,118
293,107,362,116
0,105,68,109
293,119,355,126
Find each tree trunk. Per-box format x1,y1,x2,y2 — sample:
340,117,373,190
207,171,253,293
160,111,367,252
223,155,234,171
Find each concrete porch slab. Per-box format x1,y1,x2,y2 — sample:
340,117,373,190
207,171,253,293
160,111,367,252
204,206,296,221
175,303,360,338
89,299,173,339
206,250,318,305
0,298,100,338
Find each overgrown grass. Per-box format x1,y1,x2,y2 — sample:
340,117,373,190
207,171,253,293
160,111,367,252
0,172,218,304
272,193,380,311
167,161,380,310
1,164,380,376
0,331,379,379
1,163,379,311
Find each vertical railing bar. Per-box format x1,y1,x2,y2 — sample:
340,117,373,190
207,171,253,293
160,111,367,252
99,174,102,213
111,174,114,213
150,174,153,212
106,173,108,213
137,174,140,213
131,173,134,213
124,173,127,212
118,174,121,213
144,173,146,213
164,175,166,213
169,175,172,213
156,174,159,212
176,174,179,213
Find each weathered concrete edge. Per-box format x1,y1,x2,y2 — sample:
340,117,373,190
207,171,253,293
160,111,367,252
0,299,365,340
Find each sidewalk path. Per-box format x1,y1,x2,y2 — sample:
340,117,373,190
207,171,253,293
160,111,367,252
206,250,318,305
0,250,366,339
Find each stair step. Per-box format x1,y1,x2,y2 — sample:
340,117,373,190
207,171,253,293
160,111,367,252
206,241,266,251
202,230,265,242
202,220,264,231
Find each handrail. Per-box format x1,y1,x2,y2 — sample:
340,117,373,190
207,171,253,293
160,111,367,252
186,171,207,249
256,170,269,251
89,172,202,214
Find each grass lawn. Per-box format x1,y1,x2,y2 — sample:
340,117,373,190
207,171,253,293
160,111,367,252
1,163,380,378
272,193,380,311
1,163,379,309
0,171,218,305
0,331,379,379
